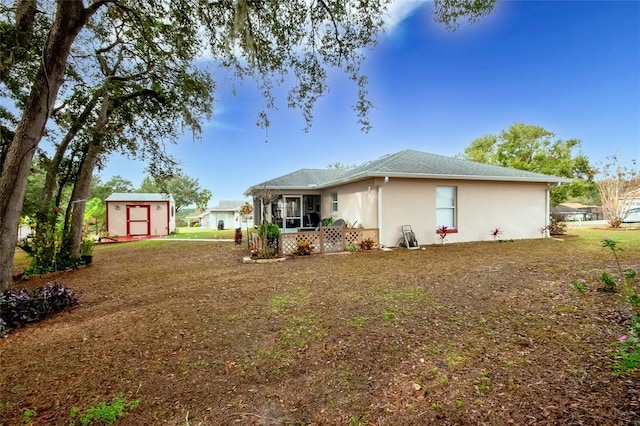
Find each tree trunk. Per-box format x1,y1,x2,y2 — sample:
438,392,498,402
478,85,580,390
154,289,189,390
63,139,102,258
0,1,92,291
63,95,109,259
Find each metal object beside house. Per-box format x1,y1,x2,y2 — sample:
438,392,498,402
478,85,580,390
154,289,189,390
402,225,419,249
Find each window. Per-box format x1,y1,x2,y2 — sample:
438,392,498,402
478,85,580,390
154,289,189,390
436,186,456,229
331,192,338,212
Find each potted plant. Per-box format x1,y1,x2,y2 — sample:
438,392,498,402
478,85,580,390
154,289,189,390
80,238,94,264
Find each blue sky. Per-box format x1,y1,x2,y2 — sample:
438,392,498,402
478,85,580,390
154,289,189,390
103,0,640,204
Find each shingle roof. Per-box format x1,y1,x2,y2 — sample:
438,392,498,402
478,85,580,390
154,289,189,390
245,149,571,194
213,200,247,210
105,192,174,202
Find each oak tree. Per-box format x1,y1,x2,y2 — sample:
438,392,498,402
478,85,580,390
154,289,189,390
461,122,595,205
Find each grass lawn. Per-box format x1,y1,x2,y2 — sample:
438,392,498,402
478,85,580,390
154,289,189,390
2,224,639,425
166,226,238,240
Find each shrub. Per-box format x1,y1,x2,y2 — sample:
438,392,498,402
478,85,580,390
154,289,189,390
599,271,617,293
70,394,140,426
345,245,358,252
358,238,375,251
257,222,280,246
292,240,312,256
580,237,640,376
436,225,449,244
0,282,78,336
547,213,566,235
613,316,640,376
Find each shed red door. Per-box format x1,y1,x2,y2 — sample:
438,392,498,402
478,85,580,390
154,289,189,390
126,205,151,236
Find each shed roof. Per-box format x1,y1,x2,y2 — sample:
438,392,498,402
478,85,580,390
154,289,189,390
105,192,174,202
245,149,571,194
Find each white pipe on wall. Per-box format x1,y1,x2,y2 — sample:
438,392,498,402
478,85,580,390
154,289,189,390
377,185,383,244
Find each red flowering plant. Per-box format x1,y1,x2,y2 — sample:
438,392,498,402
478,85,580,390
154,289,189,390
292,240,312,256
436,225,449,245
491,227,503,241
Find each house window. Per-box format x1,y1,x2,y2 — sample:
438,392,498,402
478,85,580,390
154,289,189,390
331,192,338,212
436,186,456,229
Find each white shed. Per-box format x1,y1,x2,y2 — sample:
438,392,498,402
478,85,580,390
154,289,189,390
106,193,176,237
186,200,254,229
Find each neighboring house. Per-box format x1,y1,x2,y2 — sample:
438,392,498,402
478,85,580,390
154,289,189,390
105,193,176,237
623,188,640,211
550,203,603,221
245,149,570,247
186,200,254,229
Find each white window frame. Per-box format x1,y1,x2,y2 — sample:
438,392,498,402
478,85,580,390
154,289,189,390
331,192,338,212
436,186,457,229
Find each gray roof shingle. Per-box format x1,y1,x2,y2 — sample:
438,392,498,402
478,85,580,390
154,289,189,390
246,149,570,194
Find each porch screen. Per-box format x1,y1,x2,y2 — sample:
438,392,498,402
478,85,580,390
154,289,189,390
436,186,456,229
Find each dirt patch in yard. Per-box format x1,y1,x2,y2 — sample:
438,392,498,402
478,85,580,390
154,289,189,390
1,236,639,425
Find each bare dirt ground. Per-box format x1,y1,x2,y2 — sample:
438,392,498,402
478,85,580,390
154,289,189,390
2,232,639,425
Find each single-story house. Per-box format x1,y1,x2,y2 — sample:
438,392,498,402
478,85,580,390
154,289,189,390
623,188,640,211
105,193,176,237
186,200,255,229
245,149,570,247
550,203,603,221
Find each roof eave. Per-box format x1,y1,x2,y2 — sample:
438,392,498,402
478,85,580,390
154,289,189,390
331,171,571,185
246,172,570,193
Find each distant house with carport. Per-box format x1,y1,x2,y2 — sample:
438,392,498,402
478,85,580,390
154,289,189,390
245,149,570,247
106,193,176,237
551,203,603,221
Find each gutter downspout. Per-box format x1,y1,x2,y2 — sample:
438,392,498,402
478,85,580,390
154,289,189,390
377,186,383,244
378,176,389,246
545,185,552,238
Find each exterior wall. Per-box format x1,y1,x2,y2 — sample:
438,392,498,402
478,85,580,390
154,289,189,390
106,200,175,237
378,178,549,247
320,179,378,228
254,179,549,247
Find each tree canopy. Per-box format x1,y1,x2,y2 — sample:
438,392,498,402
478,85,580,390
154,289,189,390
138,173,209,213
461,122,596,205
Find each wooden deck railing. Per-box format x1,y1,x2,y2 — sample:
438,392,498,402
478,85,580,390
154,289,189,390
278,226,379,256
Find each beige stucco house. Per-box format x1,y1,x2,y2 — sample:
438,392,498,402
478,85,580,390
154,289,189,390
105,193,176,237
245,149,570,247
